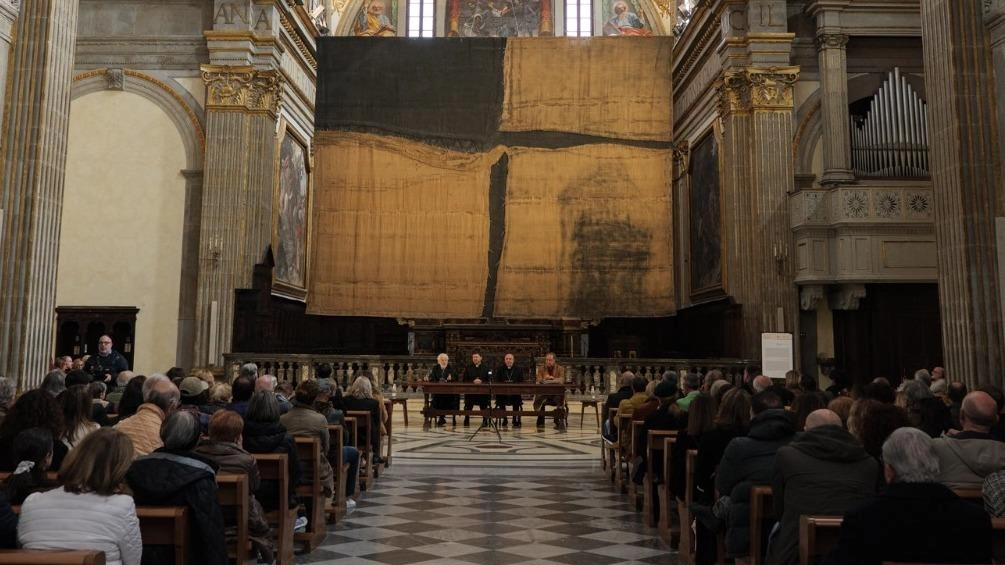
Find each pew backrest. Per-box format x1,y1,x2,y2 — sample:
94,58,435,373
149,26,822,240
0,550,106,565
216,473,250,565
750,485,774,565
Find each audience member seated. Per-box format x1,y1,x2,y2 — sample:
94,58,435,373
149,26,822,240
256,375,292,414
280,380,335,499
791,391,829,431
242,390,302,513
88,381,112,426
177,376,211,426
3,427,57,504
62,385,100,449
848,399,910,460
106,371,135,409
615,376,649,444
315,381,361,512
798,372,820,394
975,384,1005,442
692,389,751,565
127,411,227,565
189,367,216,386
782,370,802,403
0,491,14,549
315,363,337,397
64,369,92,388
642,377,684,434
901,379,952,437
668,392,713,499
342,376,383,461
823,427,992,565
193,410,274,564
677,373,702,410
202,382,232,416
712,390,796,559
114,375,147,419
860,379,896,404
227,376,256,417
0,376,14,427
115,374,180,456
631,380,661,423
827,396,853,427
765,409,878,565
751,375,773,394
0,389,68,471
948,381,968,430
710,380,733,404
18,428,141,565
825,369,850,398
985,469,1005,517
603,371,635,441
932,391,1005,488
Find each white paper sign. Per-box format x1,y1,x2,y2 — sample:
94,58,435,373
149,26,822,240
761,333,793,380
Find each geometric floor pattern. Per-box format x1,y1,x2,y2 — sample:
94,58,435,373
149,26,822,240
299,474,676,564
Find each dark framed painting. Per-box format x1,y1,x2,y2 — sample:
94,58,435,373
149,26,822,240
595,0,652,36
446,0,553,37
689,127,724,300
273,122,311,301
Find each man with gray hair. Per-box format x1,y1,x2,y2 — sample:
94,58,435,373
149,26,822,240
39,370,66,397
822,427,991,565
115,373,181,456
932,391,1005,488
240,362,259,381
677,372,702,410
255,375,290,413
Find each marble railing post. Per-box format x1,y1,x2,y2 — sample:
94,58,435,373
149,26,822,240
193,66,282,367
921,0,1005,386
0,0,79,389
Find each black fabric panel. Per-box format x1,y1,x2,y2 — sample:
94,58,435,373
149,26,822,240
316,38,506,145
482,153,508,318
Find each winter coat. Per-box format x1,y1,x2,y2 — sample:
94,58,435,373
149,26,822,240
18,488,142,565
0,492,14,549
193,440,270,539
694,427,742,505
765,425,879,565
280,404,334,496
242,419,302,511
715,409,796,556
114,403,166,456
822,482,992,565
932,431,1005,489
126,449,227,565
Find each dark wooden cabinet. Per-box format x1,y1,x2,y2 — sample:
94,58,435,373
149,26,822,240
55,306,139,368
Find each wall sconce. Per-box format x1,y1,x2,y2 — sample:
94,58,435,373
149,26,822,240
208,236,223,265
773,243,788,275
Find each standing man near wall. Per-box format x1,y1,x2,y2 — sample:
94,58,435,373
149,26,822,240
84,335,129,391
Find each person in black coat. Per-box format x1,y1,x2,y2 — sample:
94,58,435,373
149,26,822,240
342,377,383,459
83,335,129,391
603,372,635,441
241,390,303,511
126,411,227,565
462,352,490,427
427,353,458,426
0,492,16,549
494,353,525,427
823,427,992,565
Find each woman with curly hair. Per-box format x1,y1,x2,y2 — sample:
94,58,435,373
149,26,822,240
0,389,67,472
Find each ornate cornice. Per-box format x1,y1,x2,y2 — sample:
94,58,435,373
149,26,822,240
815,32,849,51
200,65,283,114
279,11,317,70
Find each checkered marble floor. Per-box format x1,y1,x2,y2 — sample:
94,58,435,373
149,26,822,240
300,473,675,565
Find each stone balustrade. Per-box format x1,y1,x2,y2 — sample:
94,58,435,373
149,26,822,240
222,353,754,394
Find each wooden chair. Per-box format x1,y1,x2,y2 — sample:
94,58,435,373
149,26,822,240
347,410,375,488
137,506,189,565
0,550,106,565
327,424,348,521
383,398,393,467
216,473,250,565
293,436,328,551
253,453,295,565
748,485,774,565
799,515,842,565
391,397,408,427
603,408,620,482
677,449,698,565
644,429,677,528
655,434,679,542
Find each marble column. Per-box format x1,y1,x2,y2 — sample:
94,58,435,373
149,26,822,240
194,66,281,367
0,0,78,389
0,1,18,110
177,169,204,369
986,0,1005,189
921,0,1005,386
807,2,854,185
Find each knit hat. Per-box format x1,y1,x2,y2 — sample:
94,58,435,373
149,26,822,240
179,376,209,398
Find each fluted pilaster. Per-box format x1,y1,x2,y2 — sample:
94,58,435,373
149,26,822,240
0,0,78,389
0,1,18,113
816,32,854,185
921,0,1005,386
718,66,801,357
193,66,281,366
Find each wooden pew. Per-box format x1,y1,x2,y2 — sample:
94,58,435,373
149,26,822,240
253,453,295,565
629,420,647,509
137,506,189,565
748,485,774,565
603,408,620,484
678,448,698,565
347,410,375,489
656,434,679,543
645,429,677,529
293,436,328,551
216,473,250,565
327,424,348,521
616,413,633,494
383,398,393,467
800,516,1005,565
0,550,106,565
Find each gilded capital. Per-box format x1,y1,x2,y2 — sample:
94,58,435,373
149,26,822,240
746,66,799,109
200,65,283,114
815,32,849,51
717,70,752,116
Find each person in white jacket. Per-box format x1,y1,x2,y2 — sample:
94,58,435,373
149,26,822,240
18,428,141,565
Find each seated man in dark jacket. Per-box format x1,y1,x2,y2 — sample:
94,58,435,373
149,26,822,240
127,411,227,565
824,427,992,565
766,409,878,565
714,390,795,558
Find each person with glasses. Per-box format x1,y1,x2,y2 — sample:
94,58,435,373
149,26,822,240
84,335,130,391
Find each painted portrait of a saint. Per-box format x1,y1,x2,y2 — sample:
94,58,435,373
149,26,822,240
275,134,308,291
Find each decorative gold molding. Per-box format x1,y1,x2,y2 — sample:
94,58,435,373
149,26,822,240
717,70,752,116
201,65,283,114
815,32,849,51
280,11,318,70
718,66,800,115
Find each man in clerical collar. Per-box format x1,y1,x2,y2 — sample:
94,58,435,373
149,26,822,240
495,353,525,428
462,352,490,427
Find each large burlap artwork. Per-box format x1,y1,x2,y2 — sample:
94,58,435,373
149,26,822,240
310,37,675,320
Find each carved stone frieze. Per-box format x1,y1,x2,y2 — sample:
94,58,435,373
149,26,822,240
815,32,849,51
747,66,800,108
200,65,282,113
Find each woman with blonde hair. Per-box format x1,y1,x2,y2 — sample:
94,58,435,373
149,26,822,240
343,376,383,462
18,428,140,565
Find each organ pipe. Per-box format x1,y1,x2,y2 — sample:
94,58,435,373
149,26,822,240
849,67,929,178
